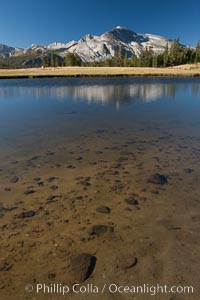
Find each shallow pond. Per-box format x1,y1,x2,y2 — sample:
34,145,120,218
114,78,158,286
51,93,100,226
0,77,200,299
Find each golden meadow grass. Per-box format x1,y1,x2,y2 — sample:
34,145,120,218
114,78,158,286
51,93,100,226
0,64,200,78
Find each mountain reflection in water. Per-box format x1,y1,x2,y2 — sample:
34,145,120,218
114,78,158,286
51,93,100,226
0,78,199,109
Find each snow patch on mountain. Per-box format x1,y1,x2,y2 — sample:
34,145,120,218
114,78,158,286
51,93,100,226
1,26,175,62
63,26,173,62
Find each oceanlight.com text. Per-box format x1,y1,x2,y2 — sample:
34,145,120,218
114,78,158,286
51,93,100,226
25,283,194,296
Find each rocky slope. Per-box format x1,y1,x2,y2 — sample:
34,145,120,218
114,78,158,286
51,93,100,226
0,44,16,57
1,26,174,62
65,26,173,62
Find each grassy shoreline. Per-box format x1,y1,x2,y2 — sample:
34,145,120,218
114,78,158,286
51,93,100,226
0,65,200,79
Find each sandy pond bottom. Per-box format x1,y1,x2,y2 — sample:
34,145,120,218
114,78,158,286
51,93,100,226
0,77,200,300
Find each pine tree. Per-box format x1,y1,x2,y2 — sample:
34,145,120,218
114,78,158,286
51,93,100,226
129,56,138,67
50,52,54,67
195,41,200,63
152,55,158,68
65,52,81,66
140,47,153,67
123,53,128,67
184,47,195,64
54,57,59,67
114,45,123,66
169,38,183,66
103,58,112,67
42,55,49,67
163,43,169,67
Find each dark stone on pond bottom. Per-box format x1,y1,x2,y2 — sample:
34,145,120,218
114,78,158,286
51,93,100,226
84,177,91,181
10,160,18,164
151,190,159,195
47,177,57,182
46,195,61,203
0,262,13,271
96,151,103,154
45,151,55,156
88,225,114,236
96,206,111,214
96,129,105,134
123,257,138,269
147,173,168,185
3,206,18,212
124,198,139,205
67,165,75,169
112,163,121,169
17,210,36,218
76,156,83,161
0,203,4,212
109,171,119,175
71,253,96,282
117,157,128,162
79,181,91,187
33,177,41,182
24,190,36,195
48,273,56,279
28,156,41,162
50,185,58,190
10,176,19,183
184,168,194,173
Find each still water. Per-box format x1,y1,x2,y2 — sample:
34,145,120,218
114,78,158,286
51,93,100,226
0,77,200,161
0,77,200,299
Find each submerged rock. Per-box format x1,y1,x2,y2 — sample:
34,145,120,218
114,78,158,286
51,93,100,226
48,273,56,279
45,151,55,156
184,168,194,173
24,189,36,195
79,180,91,187
3,206,18,212
123,256,138,269
10,176,19,183
71,253,96,282
96,206,111,214
33,177,41,182
50,185,58,190
124,198,139,205
125,257,138,268
0,261,13,272
47,176,57,182
46,195,61,204
147,173,168,185
96,129,105,134
76,156,83,161
17,210,36,218
0,202,4,210
88,225,114,236
66,165,76,169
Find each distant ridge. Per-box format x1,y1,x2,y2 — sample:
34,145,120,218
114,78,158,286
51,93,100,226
0,26,174,62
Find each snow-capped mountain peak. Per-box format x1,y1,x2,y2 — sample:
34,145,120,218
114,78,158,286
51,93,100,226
0,26,175,61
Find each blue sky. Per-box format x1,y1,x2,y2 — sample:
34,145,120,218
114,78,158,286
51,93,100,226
0,0,199,48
